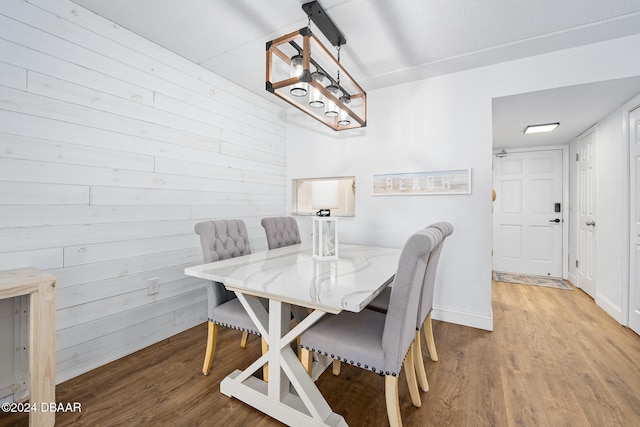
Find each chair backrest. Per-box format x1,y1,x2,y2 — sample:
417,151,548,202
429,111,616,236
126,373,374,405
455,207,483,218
194,219,252,263
194,219,252,309
381,228,439,374
417,222,453,327
261,216,301,249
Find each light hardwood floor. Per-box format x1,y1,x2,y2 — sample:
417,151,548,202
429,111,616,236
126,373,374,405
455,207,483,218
2,280,640,426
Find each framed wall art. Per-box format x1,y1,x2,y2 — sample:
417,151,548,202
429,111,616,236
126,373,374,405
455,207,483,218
372,168,471,196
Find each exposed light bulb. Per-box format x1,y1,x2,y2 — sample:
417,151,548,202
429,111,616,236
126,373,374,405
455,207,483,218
324,84,340,117
289,54,307,97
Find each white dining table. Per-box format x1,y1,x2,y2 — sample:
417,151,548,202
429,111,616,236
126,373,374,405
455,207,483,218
184,242,400,427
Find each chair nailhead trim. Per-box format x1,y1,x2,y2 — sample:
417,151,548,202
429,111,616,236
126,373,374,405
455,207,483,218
213,322,260,336
300,346,398,376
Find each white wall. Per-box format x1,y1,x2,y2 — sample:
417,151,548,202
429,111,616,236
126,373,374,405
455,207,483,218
287,33,640,331
0,0,286,383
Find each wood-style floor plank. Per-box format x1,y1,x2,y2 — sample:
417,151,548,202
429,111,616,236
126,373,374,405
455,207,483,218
2,280,640,426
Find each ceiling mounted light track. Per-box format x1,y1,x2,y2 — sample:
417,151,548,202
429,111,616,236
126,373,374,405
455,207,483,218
266,1,366,131
301,1,346,47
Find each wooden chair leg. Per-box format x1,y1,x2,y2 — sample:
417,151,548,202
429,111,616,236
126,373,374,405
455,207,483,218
413,330,429,392
240,331,249,348
423,312,439,362
202,321,218,375
332,360,341,376
301,348,313,376
385,375,403,427
404,344,422,408
261,338,269,382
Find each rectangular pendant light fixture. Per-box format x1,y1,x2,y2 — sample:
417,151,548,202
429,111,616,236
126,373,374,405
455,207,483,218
265,1,366,131
524,123,560,134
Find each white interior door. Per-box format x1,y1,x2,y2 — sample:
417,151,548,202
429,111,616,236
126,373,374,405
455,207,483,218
629,106,640,335
577,129,596,298
493,149,563,277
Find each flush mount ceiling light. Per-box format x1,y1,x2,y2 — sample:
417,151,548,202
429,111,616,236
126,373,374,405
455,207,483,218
266,1,366,131
523,122,560,134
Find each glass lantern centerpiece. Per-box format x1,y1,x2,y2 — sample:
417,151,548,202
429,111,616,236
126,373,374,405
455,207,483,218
312,217,338,260
311,180,339,259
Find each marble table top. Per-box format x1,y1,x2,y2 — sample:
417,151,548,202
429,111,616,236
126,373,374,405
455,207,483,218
185,242,400,314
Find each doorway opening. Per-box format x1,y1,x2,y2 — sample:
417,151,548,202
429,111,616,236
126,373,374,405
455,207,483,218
492,148,567,278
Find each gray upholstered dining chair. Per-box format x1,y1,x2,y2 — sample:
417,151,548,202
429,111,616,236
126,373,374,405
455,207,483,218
261,215,308,328
299,228,440,427
367,221,453,392
261,216,301,249
410,222,452,391
194,219,261,376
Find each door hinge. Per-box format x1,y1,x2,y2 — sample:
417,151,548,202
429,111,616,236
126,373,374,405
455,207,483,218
576,153,579,161
576,260,579,268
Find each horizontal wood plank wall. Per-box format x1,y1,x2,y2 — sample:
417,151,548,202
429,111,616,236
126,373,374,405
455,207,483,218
0,0,286,383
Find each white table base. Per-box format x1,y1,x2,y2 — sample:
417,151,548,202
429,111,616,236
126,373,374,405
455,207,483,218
220,294,348,427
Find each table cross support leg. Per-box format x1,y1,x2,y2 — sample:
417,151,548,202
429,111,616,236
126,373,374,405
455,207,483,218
220,296,348,426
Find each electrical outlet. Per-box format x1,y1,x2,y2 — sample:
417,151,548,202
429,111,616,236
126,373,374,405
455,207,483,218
147,277,160,295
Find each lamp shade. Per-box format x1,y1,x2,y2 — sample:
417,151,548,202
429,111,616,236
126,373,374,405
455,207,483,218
338,95,351,126
311,180,340,209
309,71,326,108
324,84,341,117
289,54,307,97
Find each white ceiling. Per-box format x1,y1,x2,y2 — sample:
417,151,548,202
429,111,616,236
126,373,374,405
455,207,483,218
493,76,640,149
71,0,640,147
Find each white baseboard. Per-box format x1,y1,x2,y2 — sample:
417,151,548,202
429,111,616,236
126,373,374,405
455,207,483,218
595,292,623,325
432,307,494,331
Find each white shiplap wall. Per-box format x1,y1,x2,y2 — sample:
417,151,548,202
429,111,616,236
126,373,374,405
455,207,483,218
0,0,286,383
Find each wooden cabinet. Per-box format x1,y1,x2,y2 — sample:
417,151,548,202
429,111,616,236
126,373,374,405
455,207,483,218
0,269,56,427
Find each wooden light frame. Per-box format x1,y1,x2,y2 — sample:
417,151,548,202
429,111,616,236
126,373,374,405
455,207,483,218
266,28,367,131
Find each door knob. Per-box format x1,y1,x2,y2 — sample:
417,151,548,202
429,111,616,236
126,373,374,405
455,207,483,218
549,218,561,223
586,221,596,227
